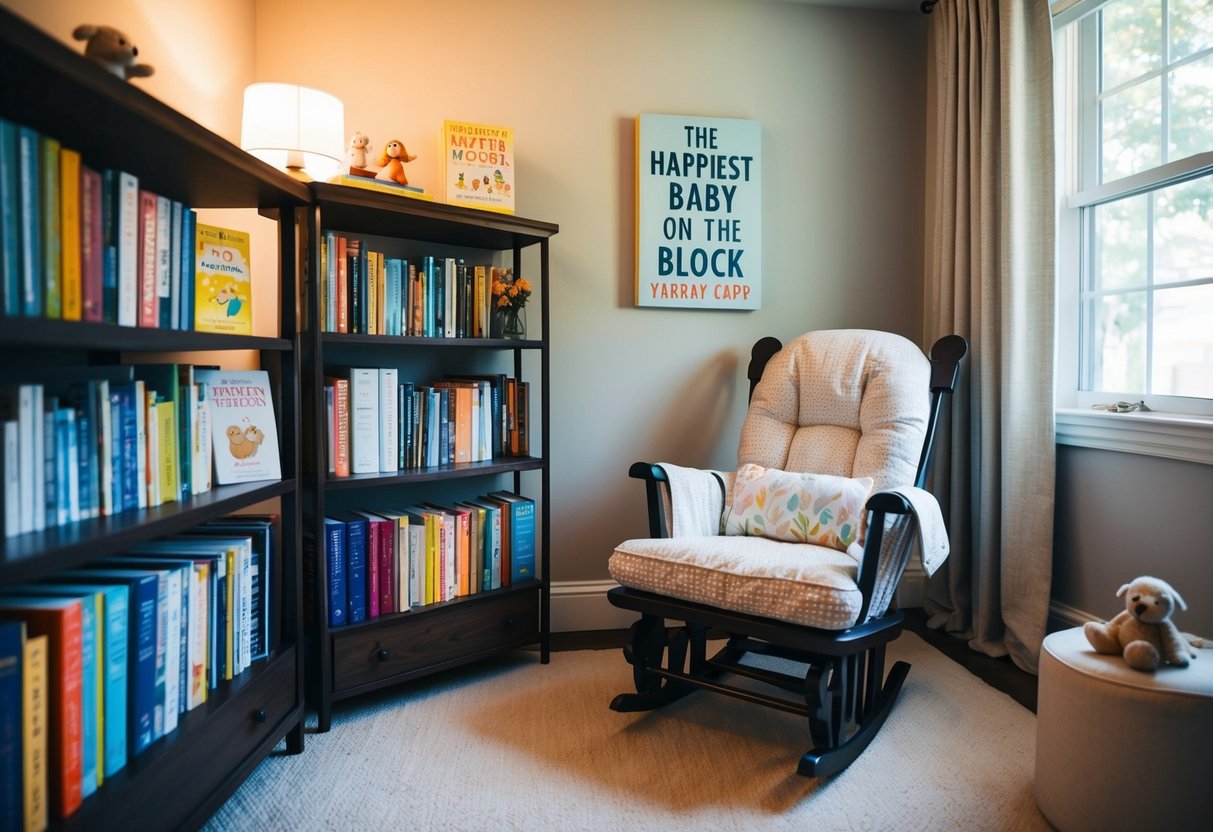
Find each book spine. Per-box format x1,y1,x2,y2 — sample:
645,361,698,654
137,191,158,327
345,519,366,625
130,579,156,755
0,622,22,829
16,127,41,317
335,235,347,334
1,420,17,538
155,196,171,328
362,520,378,619
102,588,128,776
334,378,349,477
40,136,61,320
168,201,182,329
180,208,195,330
115,172,139,327
76,597,97,797
379,521,394,614
378,368,398,473
325,521,346,627
59,147,82,321
0,119,18,318
22,633,48,832
349,369,379,475
79,166,103,322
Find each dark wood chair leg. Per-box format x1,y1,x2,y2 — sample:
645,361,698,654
798,660,911,777
611,615,697,712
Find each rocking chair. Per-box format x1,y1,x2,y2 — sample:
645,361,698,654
607,329,967,777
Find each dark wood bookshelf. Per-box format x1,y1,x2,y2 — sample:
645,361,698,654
302,185,555,731
0,7,307,830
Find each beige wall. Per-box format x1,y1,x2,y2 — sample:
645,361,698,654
256,0,929,583
10,0,929,587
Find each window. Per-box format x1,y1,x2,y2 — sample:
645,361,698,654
1054,0,1213,424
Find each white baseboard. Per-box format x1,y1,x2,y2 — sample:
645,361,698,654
1048,599,1100,632
551,580,636,632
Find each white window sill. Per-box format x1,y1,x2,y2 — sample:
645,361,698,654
1055,408,1213,466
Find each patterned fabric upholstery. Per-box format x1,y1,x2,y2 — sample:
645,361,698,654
609,330,931,630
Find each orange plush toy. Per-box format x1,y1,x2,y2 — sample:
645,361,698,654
375,139,417,186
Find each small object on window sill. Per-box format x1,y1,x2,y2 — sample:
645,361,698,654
1091,400,1151,413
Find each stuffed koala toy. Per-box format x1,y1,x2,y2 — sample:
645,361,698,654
72,24,154,81
1084,576,1202,671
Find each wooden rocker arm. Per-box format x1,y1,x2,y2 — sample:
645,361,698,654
854,490,915,624
629,461,671,538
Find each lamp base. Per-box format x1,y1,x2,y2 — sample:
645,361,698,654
283,165,313,182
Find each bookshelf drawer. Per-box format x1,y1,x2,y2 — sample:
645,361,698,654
331,588,540,693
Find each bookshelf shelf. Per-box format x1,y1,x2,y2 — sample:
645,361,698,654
302,186,555,732
0,7,306,830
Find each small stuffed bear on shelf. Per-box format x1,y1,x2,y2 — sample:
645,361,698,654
1084,575,1204,671
72,24,154,80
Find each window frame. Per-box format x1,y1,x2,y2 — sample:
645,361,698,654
1053,0,1213,463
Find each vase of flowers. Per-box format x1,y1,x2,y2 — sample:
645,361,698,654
492,268,532,340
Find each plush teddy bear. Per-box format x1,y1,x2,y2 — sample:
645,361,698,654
72,24,155,81
1084,576,1201,671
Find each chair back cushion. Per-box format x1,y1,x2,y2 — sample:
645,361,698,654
738,329,930,490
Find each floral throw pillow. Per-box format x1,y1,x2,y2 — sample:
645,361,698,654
723,463,874,551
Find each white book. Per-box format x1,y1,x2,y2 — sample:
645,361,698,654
349,368,379,474
186,562,208,709
1,420,17,537
194,370,282,485
408,519,425,606
94,380,113,518
161,566,182,732
378,368,399,472
116,171,139,327
1,386,35,533
134,380,147,508
193,388,211,494
155,196,172,323
32,385,44,531
239,537,252,673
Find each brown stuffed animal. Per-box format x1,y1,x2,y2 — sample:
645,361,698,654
374,140,416,186
72,24,154,81
1084,576,1202,671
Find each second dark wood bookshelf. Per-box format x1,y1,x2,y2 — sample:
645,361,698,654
301,186,555,731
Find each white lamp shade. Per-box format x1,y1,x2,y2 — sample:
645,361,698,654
241,83,344,181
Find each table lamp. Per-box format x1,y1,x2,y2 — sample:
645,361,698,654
241,82,344,182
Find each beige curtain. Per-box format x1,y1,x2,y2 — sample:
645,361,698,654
924,0,1055,673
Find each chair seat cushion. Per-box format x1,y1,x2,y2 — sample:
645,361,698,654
609,535,861,630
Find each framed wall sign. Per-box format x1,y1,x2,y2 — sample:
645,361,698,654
635,113,761,310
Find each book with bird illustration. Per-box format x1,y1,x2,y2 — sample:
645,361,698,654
194,369,280,484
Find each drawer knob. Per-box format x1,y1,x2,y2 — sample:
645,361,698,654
254,709,267,723
376,649,390,662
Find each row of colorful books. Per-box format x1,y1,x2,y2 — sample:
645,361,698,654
0,516,276,827
308,492,534,628
323,370,529,478
0,117,253,334
320,232,507,340
0,367,281,539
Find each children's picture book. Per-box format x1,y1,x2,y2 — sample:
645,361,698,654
442,120,514,214
194,223,252,335
193,369,281,484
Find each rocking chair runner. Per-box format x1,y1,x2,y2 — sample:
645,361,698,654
607,329,967,777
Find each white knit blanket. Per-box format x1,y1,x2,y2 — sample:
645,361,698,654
655,462,732,537
876,485,950,575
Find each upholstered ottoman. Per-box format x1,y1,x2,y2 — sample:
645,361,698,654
1034,627,1213,831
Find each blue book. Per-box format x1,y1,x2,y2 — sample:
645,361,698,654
56,570,157,757
101,169,117,324
109,390,124,513
76,412,93,522
11,587,100,797
423,256,437,337
342,515,367,624
53,407,71,527
16,126,40,317
323,517,348,627
0,118,18,317
180,208,195,330
111,382,140,513
0,619,23,829
489,492,536,583
385,257,402,335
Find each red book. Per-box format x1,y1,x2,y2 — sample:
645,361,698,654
324,376,350,477
137,190,158,327
378,518,394,614
360,512,380,619
335,235,348,333
79,165,104,322
0,596,83,820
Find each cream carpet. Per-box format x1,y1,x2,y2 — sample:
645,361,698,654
205,632,1049,831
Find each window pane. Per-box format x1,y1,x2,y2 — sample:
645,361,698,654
1101,0,1162,91
1094,195,1148,290
1153,283,1213,397
1101,77,1162,181
1169,0,1213,63
1169,52,1213,163
1155,176,1213,285
1091,291,1147,393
